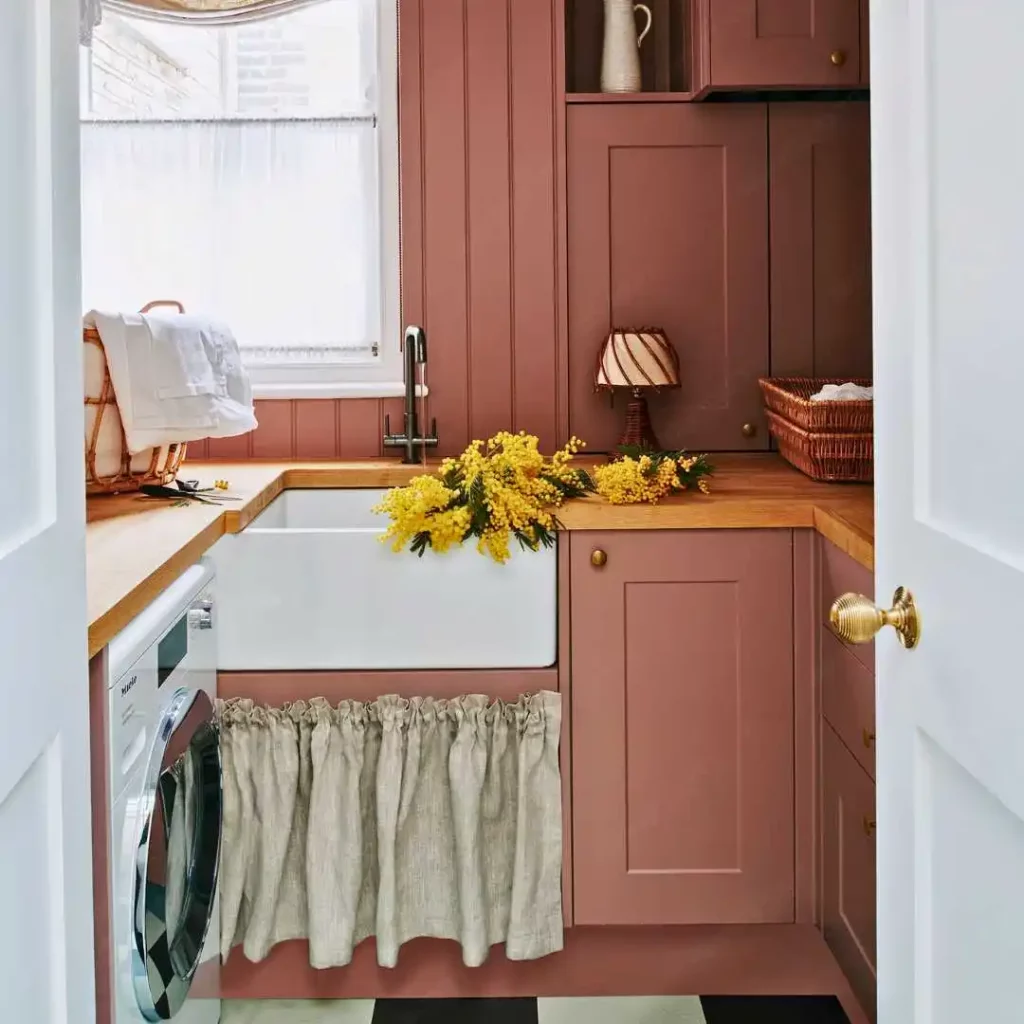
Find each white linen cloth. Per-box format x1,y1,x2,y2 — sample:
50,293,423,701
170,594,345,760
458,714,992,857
84,309,257,454
810,382,874,402
217,693,564,970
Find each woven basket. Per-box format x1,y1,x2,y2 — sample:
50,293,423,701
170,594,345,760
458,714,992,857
85,300,188,495
765,409,873,483
759,377,873,434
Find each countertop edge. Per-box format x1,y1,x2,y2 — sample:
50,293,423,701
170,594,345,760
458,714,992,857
87,459,874,657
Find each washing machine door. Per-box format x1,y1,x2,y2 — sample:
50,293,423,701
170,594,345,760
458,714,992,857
131,687,221,1021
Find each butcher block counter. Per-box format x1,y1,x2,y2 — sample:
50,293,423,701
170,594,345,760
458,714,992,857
85,454,874,657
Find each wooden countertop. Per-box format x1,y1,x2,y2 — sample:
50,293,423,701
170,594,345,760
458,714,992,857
86,454,873,657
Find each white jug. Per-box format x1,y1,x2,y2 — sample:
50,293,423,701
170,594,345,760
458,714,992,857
600,0,653,93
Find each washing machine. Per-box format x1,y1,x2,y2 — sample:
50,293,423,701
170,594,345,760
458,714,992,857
106,560,222,1023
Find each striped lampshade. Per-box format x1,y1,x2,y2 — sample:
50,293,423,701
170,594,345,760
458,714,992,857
595,328,680,391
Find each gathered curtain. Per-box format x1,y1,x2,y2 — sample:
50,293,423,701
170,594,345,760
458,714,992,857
82,0,330,43
217,693,565,970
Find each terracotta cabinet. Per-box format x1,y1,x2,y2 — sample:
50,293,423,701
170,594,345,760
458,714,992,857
821,724,877,1021
567,104,770,452
769,102,873,378
706,0,863,88
570,529,795,925
819,538,876,1020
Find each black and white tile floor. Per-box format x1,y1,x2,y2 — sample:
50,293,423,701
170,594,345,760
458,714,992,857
224,995,851,1023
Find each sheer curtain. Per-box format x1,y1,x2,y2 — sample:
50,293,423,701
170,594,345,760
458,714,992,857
80,0,383,359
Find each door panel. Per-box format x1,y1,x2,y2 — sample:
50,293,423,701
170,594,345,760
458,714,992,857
567,104,769,452
871,1,1024,1019
769,102,873,379
0,0,93,1020
571,530,794,925
708,0,861,87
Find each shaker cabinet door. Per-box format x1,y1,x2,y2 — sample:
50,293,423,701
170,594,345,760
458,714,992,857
570,529,795,925
822,722,877,1021
567,103,769,452
707,0,862,88
768,102,873,379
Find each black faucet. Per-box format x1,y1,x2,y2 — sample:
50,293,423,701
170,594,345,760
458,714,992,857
383,325,439,464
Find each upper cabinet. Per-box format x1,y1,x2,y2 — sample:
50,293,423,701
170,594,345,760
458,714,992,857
567,103,769,451
768,102,872,378
564,0,868,97
705,0,864,89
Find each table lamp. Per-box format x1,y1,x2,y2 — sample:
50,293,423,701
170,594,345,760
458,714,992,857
595,327,680,450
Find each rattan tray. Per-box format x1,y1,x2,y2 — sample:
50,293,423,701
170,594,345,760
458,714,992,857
759,377,873,434
765,409,873,483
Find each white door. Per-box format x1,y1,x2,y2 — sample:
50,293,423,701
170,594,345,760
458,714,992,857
0,0,95,1020
871,0,1024,1021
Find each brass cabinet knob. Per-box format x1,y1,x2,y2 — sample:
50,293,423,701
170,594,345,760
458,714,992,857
830,49,847,66
829,587,921,649
862,727,875,750
863,815,876,837
741,422,757,438
591,549,608,568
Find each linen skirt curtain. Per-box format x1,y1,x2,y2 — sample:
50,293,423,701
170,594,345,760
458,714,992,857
217,693,564,969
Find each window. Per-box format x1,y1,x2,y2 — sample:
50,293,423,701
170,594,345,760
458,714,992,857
79,0,400,396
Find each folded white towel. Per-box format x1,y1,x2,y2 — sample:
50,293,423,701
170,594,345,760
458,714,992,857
85,309,257,454
810,382,874,402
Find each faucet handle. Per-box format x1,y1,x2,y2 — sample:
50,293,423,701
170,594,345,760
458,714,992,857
429,417,438,440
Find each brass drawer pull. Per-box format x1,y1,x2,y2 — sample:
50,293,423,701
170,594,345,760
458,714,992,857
591,549,608,568
830,49,847,66
862,727,875,750
863,815,876,837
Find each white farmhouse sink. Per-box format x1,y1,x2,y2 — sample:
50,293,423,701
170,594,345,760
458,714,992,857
209,489,557,671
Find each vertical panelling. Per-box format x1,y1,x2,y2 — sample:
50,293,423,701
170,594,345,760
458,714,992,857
465,0,514,442
339,399,384,459
250,400,295,458
420,0,471,454
206,431,252,460
293,400,339,458
510,0,560,452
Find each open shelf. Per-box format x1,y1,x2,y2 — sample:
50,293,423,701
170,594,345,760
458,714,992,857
566,91,698,103
565,0,700,97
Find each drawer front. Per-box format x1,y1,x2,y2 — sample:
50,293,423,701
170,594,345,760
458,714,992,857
820,536,874,674
822,722,877,1022
820,630,875,779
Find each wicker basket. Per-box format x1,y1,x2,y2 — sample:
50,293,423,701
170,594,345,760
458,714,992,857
759,377,873,434
85,300,188,495
765,410,873,483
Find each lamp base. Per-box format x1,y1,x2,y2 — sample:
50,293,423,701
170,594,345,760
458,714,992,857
619,394,661,451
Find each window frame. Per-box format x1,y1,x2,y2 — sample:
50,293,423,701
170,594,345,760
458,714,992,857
242,0,402,397
82,0,403,400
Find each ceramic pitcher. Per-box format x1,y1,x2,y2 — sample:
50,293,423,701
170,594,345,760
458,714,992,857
600,0,653,93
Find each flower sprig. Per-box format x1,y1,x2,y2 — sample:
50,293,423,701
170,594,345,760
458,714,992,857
593,445,713,504
373,432,595,563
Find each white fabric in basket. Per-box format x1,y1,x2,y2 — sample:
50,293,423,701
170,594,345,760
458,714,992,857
216,693,564,969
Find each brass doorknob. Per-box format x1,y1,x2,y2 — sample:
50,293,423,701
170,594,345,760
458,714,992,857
830,587,921,649
830,49,847,66
741,422,757,438
591,549,608,568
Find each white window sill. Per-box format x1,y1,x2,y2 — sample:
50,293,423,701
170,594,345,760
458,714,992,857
251,381,428,401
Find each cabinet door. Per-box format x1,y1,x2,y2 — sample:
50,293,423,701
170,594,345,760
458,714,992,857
822,723,877,1021
567,104,769,452
769,103,872,378
571,530,795,925
708,0,861,87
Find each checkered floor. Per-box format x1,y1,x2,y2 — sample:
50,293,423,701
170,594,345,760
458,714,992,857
223,995,851,1023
